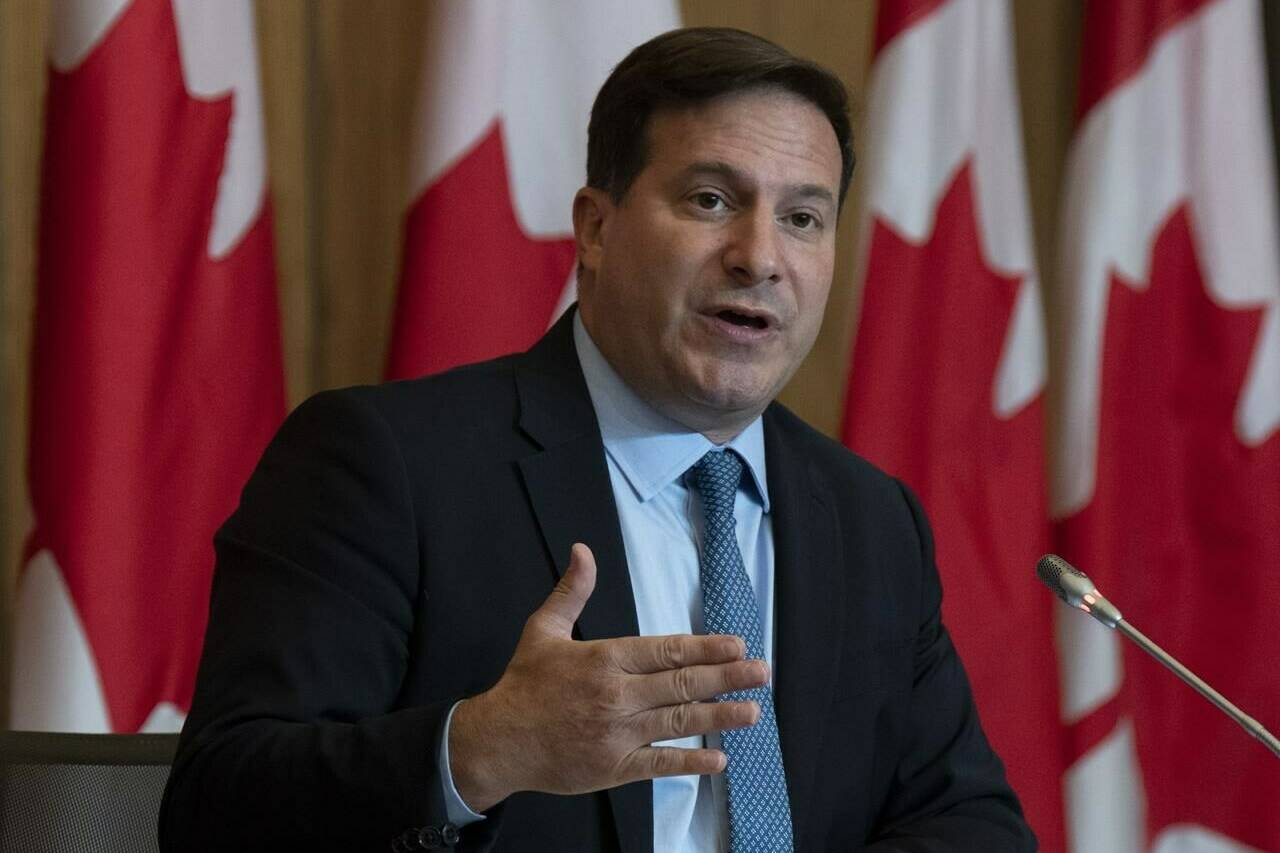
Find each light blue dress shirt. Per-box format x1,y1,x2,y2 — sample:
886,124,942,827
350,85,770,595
438,314,776,853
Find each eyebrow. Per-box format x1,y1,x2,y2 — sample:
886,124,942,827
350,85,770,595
679,160,836,207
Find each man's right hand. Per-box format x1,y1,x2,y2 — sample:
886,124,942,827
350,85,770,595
447,542,767,813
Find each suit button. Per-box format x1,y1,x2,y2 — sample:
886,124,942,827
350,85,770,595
440,823,460,845
418,826,443,848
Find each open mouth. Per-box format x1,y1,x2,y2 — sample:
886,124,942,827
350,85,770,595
716,309,769,330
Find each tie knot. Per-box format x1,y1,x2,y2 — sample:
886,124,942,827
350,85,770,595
691,450,743,517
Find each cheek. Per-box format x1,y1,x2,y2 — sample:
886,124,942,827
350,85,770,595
605,231,682,305
795,259,834,327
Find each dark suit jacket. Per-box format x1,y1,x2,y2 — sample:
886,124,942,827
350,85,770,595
159,311,1034,852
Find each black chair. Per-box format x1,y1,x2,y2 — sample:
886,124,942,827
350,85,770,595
0,730,178,853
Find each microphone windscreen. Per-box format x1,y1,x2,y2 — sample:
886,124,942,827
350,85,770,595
1036,553,1086,603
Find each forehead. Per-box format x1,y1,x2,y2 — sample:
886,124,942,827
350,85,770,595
641,88,842,194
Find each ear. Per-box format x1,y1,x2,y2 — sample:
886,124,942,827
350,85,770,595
572,187,613,274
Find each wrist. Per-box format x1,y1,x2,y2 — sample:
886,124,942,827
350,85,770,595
448,693,512,813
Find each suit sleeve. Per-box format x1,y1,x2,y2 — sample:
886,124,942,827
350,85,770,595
864,481,1038,852
158,389,501,853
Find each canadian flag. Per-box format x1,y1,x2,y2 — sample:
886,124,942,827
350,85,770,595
841,1,1065,848
1052,0,1280,851
11,0,285,733
385,0,679,380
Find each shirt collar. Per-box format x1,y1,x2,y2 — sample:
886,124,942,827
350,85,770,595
573,311,769,511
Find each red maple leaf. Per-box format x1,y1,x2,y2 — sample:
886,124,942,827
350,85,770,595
386,122,577,379
27,0,284,731
873,0,948,54
1076,0,1215,120
1056,205,1280,848
843,162,1065,850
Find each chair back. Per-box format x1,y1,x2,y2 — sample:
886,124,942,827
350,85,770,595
0,730,178,853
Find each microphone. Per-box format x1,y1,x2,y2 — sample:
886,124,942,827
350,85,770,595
1036,554,1123,627
1037,554,1280,759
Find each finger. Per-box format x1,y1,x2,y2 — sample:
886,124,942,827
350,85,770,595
617,746,727,783
608,633,746,674
629,659,769,708
634,699,761,746
527,543,597,637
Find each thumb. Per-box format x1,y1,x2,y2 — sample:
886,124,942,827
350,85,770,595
529,542,597,638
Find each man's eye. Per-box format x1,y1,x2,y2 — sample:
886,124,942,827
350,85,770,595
693,192,726,211
788,212,817,230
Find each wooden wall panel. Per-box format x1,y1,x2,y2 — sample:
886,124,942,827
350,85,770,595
312,1,427,392
1013,0,1080,294
0,0,51,723
1012,0,1081,442
257,0,315,408
1266,0,1280,201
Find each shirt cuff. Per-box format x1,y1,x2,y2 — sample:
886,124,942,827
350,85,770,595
438,700,486,826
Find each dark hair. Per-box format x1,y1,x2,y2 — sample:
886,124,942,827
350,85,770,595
587,27,855,208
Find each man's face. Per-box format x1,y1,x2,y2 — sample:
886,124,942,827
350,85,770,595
575,88,842,441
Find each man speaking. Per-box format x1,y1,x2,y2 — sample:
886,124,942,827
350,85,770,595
160,27,1035,853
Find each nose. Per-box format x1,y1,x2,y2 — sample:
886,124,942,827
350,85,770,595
721,209,782,286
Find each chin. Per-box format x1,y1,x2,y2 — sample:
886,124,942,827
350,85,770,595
683,381,775,421
665,357,785,421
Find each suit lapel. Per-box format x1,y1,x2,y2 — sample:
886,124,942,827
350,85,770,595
513,313,652,853
765,408,845,850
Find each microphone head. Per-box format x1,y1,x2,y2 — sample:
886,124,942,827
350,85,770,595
1036,554,1123,627
1036,553,1089,605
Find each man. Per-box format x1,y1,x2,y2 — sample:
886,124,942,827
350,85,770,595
160,28,1035,853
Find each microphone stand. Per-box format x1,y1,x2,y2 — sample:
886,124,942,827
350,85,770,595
1115,619,1280,758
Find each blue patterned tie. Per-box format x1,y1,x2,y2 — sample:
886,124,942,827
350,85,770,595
691,450,794,853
